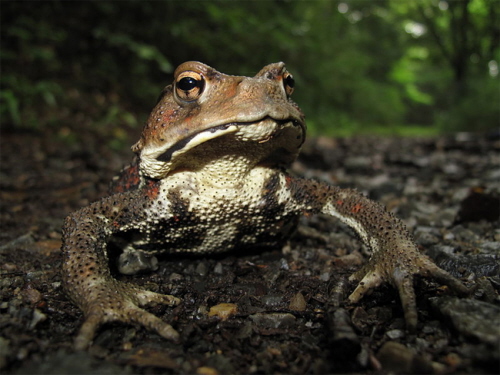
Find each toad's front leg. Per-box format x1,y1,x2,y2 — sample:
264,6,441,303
62,192,180,350
284,175,469,331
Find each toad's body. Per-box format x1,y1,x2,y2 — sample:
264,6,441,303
62,62,467,350
115,166,298,258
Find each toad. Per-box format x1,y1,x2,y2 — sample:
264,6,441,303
62,61,468,350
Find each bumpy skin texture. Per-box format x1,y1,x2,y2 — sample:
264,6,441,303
62,61,468,350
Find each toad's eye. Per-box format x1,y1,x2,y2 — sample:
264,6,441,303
283,71,294,96
175,71,205,101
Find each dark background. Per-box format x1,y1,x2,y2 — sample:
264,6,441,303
2,0,499,145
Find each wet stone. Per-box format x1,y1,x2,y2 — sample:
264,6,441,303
430,296,500,348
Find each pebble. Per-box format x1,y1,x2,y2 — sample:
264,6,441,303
196,366,219,375
208,303,238,321
430,296,500,346
117,251,158,275
376,342,414,373
169,272,183,282
386,329,404,339
195,262,208,277
377,341,434,373
213,262,224,274
288,292,306,311
29,308,47,329
479,241,500,253
21,286,42,305
279,258,289,270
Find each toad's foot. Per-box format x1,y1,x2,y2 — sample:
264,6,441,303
73,282,180,351
347,251,469,332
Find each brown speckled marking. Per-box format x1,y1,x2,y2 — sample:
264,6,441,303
144,179,161,200
110,159,141,194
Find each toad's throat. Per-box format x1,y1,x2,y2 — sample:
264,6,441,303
157,117,301,163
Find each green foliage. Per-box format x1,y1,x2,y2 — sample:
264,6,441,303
1,0,497,140
391,47,434,105
389,0,499,132
438,75,500,132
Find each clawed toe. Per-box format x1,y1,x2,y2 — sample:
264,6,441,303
74,313,105,351
73,284,181,350
347,253,469,332
420,260,470,296
135,288,181,307
347,269,384,304
392,268,418,332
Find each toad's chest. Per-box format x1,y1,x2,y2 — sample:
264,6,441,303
122,170,300,254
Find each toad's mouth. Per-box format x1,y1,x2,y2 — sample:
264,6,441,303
156,117,304,163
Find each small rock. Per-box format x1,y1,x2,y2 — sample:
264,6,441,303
344,156,372,170
377,341,433,374
443,231,455,240
169,273,183,282
442,353,463,373
430,296,500,347
386,329,404,340
319,272,330,281
195,262,208,277
208,303,238,321
118,251,158,275
442,163,462,175
377,342,413,373
213,262,224,274
21,286,42,305
434,207,458,227
414,227,440,247
29,308,47,329
121,347,179,369
0,233,34,254
289,292,306,311
2,263,18,272
196,366,219,375
479,242,500,253
279,258,289,270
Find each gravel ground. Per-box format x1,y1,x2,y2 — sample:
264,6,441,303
1,129,499,374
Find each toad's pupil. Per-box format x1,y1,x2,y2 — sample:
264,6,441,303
178,77,199,91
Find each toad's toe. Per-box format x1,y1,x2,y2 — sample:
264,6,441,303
73,284,181,350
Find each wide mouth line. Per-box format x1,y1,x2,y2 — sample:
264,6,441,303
210,116,299,131
157,117,299,162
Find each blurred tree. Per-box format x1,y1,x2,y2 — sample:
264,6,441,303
390,0,499,131
0,0,497,136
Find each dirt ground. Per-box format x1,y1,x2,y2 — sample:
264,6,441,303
1,128,499,374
